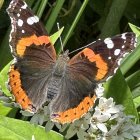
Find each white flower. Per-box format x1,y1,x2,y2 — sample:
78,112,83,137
97,97,121,116
105,115,140,140
90,109,108,133
90,97,125,134
95,84,104,97
93,97,123,122
92,109,109,123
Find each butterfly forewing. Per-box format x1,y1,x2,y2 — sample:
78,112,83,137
68,32,136,82
7,0,56,112
7,0,56,60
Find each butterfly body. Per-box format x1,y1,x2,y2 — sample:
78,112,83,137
7,0,137,124
46,52,70,102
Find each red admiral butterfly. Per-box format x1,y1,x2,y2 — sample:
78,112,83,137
7,0,136,124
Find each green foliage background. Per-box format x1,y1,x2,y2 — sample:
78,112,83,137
0,0,140,139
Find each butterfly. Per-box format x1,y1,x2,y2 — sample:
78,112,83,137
7,0,136,124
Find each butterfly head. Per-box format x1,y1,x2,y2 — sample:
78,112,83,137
53,50,70,76
58,50,70,61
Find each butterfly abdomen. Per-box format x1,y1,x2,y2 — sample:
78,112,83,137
47,76,62,101
47,55,69,100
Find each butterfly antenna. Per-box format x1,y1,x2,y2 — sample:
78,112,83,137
69,41,96,55
57,22,64,53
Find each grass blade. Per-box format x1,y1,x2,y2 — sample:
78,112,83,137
37,0,48,18
62,0,89,47
100,0,128,38
45,0,65,33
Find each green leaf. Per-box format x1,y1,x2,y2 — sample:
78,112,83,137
0,0,4,9
100,0,129,38
0,61,12,96
126,70,140,98
62,0,89,48
129,23,140,36
0,29,13,71
32,0,41,14
50,27,64,45
0,103,12,116
45,0,65,34
104,69,138,118
0,115,64,140
133,96,140,109
36,0,48,18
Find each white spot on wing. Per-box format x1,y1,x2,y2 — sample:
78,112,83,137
7,0,14,9
21,2,27,9
7,1,18,60
13,58,17,63
108,56,111,60
114,49,121,56
117,58,123,65
27,17,34,25
18,19,23,27
106,76,112,81
22,30,25,33
8,15,15,54
122,45,125,48
17,13,20,17
27,16,39,25
121,33,126,40
123,52,129,57
104,38,114,49
134,37,137,47
114,68,118,74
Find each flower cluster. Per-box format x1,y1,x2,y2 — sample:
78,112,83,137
61,97,140,140
89,97,140,140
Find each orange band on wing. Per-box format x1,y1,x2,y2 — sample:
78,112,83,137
17,34,51,56
82,48,108,80
51,95,96,124
9,65,33,111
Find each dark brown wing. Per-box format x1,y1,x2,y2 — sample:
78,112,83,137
7,0,56,112
50,69,97,124
50,32,136,124
68,32,136,81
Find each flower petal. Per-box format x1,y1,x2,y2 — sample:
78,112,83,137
97,123,108,133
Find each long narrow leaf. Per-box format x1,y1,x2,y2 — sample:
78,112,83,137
100,0,128,38
45,0,65,33
37,0,48,18
0,0,4,9
62,0,89,47
104,69,139,119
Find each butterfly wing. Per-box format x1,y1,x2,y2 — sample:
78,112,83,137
69,32,136,81
7,0,56,112
51,32,136,123
50,70,97,124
